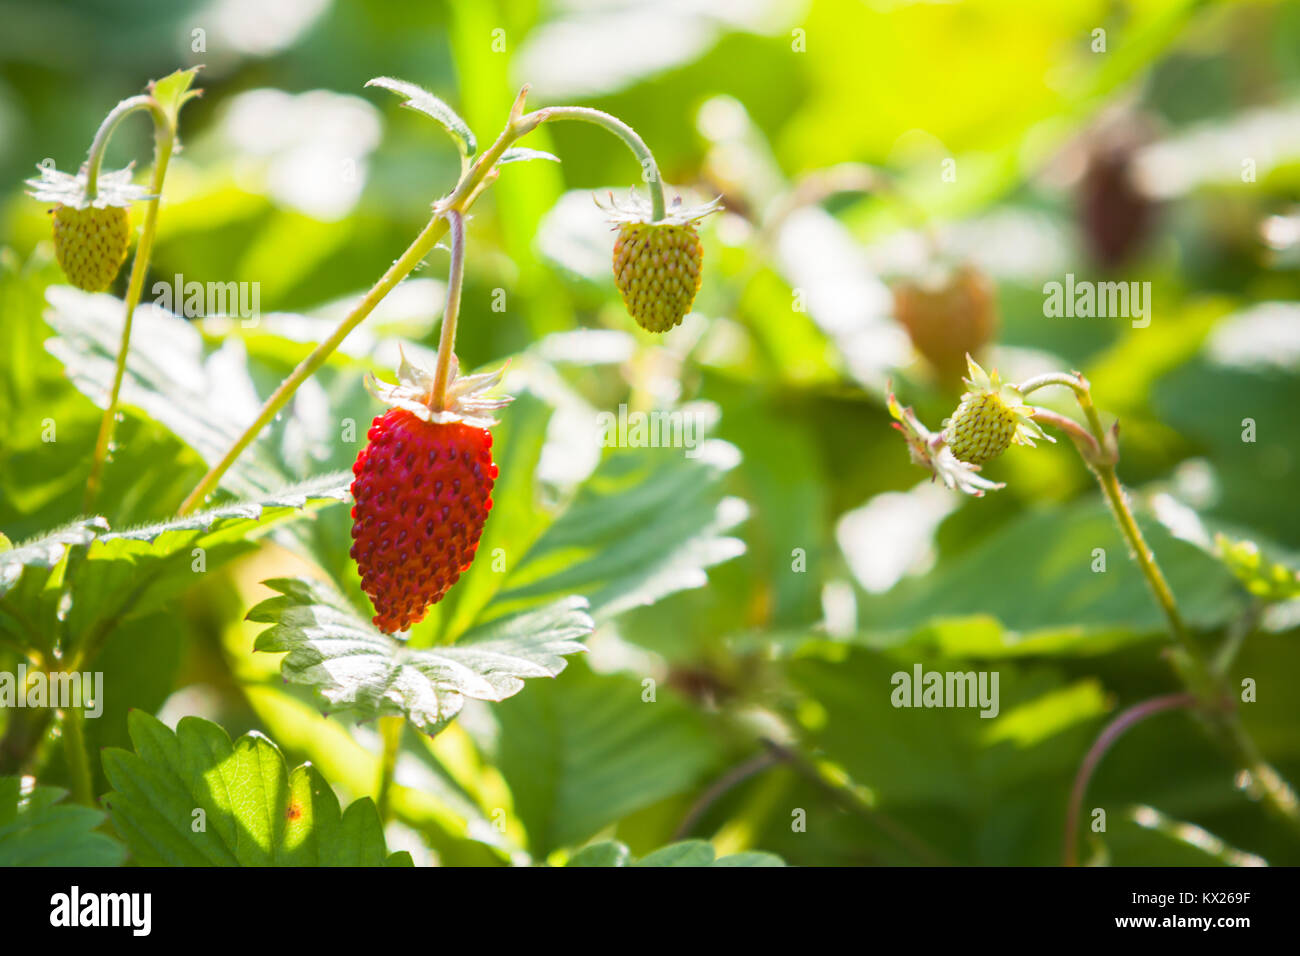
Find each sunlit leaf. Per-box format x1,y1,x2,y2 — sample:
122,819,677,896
248,576,591,732
366,76,477,157
102,711,410,866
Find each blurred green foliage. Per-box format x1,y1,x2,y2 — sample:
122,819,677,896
2,0,1300,867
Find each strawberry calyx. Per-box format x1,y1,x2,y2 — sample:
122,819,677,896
365,347,512,429
26,162,151,211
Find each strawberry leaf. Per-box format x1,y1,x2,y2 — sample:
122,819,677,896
0,517,107,597
102,711,411,866
482,439,747,625
248,576,590,732
0,776,125,866
474,659,727,854
0,475,350,656
366,76,477,157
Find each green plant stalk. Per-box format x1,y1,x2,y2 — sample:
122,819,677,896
431,208,466,409
177,210,451,514
62,705,94,807
1025,375,1300,839
84,102,176,513
375,714,404,822
522,106,665,220
178,88,668,513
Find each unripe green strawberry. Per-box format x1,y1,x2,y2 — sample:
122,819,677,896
350,351,510,633
601,191,721,334
51,204,131,292
944,391,1018,465
892,263,997,389
942,356,1049,465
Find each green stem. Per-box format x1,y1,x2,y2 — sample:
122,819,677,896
177,87,669,511
84,96,164,201
375,715,404,822
84,102,176,513
431,209,466,410
1031,376,1300,839
63,704,94,807
177,211,450,514
523,105,666,221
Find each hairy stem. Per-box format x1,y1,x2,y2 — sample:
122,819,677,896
522,105,666,220
1030,375,1300,840
431,209,466,410
1063,693,1197,866
84,104,176,514
83,97,164,200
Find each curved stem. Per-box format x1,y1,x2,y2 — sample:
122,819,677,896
1063,693,1197,866
1016,371,1090,401
524,105,666,221
83,96,164,200
1028,408,1100,459
672,750,779,842
431,209,466,410
84,104,176,513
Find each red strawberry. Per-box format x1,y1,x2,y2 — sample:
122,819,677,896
350,351,510,633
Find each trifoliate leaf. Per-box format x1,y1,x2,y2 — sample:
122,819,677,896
248,576,590,732
366,77,477,157
102,711,411,866
0,776,125,866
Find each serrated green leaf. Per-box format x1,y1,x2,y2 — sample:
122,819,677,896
248,575,591,731
0,776,124,866
0,475,349,657
485,439,747,624
44,287,291,498
851,497,1245,651
480,659,726,854
366,76,477,157
102,712,405,866
0,518,107,597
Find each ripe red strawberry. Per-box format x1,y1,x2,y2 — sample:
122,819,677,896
601,191,721,333
350,351,510,633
